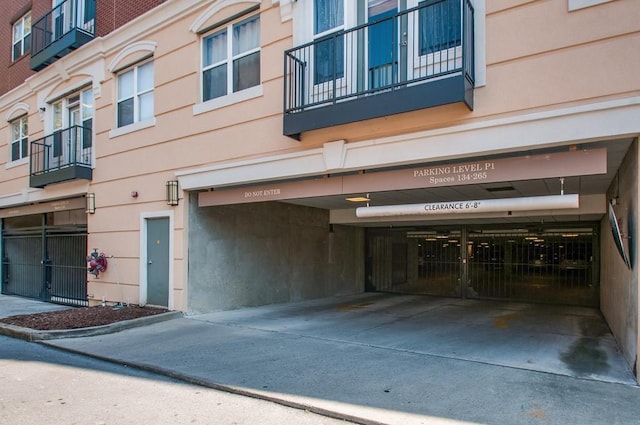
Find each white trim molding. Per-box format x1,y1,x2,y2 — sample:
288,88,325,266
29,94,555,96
0,180,89,209
5,102,30,121
5,157,29,170
569,0,616,11
177,97,640,190
36,59,105,119
473,0,487,87
109,118,156,139
193,85,263,115
189,0,261,33
43,77,93,104
108,40,158,73
273,0,294,22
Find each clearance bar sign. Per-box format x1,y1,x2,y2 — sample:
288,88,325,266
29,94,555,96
355,194,580,218
198,148,606,207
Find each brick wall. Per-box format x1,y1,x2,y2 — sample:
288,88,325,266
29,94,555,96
1,0,36,96
96,0,167,37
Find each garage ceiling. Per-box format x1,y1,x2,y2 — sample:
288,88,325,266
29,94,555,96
281,139,633,226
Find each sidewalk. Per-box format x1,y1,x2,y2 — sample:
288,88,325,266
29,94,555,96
3,294,640,424
0,294,71,318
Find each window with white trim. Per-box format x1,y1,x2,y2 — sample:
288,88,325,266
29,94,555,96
45,87,94,166
292,0,485,90
117,61,154,127
201,14,260,102
10,116,28,162
12,12,31,60
50,87,94,161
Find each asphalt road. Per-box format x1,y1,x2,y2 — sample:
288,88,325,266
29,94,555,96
0,335,354,425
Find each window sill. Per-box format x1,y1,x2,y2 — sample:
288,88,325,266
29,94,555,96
193,85,263,116
568,0,614,11
5,157,28,169
109,118,156,139
10,53,30,65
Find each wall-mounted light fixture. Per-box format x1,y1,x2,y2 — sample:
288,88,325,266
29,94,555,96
166,180,179,206
86,193,96,214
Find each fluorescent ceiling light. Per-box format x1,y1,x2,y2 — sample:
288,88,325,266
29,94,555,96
345,196,371,202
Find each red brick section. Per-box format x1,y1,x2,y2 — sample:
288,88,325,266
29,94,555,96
96,0,167,37
1,0,37,96
0,0,167,96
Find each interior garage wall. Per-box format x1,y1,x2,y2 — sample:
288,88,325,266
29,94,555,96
601,139,638,379
187,194,364,314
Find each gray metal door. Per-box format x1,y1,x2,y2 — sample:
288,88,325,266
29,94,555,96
146,217,169,307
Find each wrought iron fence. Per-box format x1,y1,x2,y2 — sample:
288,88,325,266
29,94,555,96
365,226,598,307
2,235,44,300
47,233,89,306
30,125,92,177
31,0,96,57
284,0,474,114
2,228,88,307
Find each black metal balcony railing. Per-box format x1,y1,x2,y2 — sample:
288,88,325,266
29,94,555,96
284,0,474,138
30,0,96,70
29,125,93,188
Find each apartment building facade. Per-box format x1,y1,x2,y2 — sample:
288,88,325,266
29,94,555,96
1,0,639,380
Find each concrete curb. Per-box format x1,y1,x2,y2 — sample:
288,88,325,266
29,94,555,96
0,311,182,342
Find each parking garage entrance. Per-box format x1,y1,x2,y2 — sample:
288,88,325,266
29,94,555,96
366,224,599,307
1,211,88,307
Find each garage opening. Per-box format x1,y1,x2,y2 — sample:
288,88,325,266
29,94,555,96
366,224,599,307
1,212,88,306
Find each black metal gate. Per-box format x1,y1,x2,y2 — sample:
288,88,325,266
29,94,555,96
466,227,598,307
367,228,462,297
2,223,88,306
366,224,599,307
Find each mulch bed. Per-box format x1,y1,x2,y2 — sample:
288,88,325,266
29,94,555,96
0,305,169,331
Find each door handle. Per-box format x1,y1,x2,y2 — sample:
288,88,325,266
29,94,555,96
148,260,153,264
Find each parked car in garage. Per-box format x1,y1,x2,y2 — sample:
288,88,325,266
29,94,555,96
560,257,590,270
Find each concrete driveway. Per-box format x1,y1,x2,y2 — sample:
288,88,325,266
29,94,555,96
4,292,634,384
189,293,635,386
7,292,640,424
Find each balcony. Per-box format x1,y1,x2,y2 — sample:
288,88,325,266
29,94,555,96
30,0,96,71
29,126,93,188
283,0,474,139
